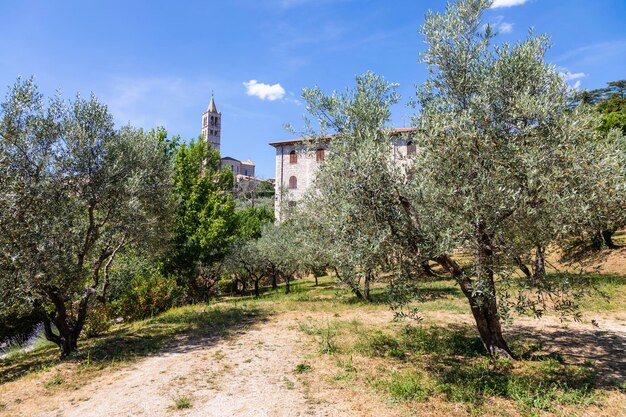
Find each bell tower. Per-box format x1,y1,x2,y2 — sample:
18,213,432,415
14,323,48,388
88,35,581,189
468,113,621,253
202,94,221,152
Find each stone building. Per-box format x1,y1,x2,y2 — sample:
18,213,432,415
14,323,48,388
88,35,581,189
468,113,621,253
221,157,256,178
269,128,416,221
202,96,221,152
201,95,256,179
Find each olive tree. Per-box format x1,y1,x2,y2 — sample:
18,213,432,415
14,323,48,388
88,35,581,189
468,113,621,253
292,72,404,301
294,0,624,359
223,240,268,297
256,223,303,294
0,79,172,356
411,0,625,357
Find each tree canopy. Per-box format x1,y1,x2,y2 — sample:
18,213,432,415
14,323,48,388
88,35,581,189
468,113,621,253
292,0,625,358
0,78,173,356
165,138,237,301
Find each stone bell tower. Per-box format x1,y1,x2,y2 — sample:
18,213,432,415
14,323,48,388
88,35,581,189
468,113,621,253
202,94,221,152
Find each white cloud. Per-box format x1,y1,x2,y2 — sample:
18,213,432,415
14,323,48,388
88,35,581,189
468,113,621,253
498,22,513,33
243,80,286,101
482,16,514,34
491,0,528,8
559,71,586,81
557,70,586,90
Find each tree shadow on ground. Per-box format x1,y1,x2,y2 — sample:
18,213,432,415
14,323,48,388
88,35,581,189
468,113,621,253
414,287,461,301
364,323,609,411
0,305,266,384
506,323,625,386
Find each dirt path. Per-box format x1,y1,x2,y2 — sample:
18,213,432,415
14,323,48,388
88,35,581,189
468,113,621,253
1,313,364,417
1,309,624,417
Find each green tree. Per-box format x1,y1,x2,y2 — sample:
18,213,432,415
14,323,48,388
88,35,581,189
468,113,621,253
573,80,626,248
573,79,626,135
223,240,268,297
293,72,401,300
234,206,274,240
412,0,623,356
256,223,303,294
166,139,236,301
0,78,172,356
294,0,624,358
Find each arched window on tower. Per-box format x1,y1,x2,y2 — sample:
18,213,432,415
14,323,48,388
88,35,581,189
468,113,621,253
316,148,325,162
288,176,298,189
407,141,416,156
289,150,298,164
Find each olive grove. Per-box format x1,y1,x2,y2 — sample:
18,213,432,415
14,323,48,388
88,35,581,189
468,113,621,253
0,79,173,356
293,0,626,358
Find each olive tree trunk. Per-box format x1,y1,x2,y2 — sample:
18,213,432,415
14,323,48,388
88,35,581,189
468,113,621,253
435,253,513,359
34,291,90,358
284,274,291,294
364,271,372,301
534,245,546,282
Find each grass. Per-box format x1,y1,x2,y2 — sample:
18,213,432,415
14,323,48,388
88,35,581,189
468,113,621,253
576,274,626,312
0,271,623,416
0,325,57,362
173,394,192,409
284,377,295,390
0,304,265,384
294,363,313,373
307,317,606,414
44,374,64,388
284,274,622,415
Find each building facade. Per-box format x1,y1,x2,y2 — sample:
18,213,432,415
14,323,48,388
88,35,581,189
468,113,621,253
201,96,258,180
221,157,256,178
269,128,416,221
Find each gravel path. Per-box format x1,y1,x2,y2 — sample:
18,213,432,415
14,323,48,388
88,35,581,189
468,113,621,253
1,310,623,417
2,314,357,417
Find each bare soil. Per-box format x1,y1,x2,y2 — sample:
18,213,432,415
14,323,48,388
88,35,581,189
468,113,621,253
0,312,391,417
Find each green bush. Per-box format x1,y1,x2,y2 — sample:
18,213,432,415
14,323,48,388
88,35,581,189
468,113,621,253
83,301,111,338
112,271,182,321
217,277,237,295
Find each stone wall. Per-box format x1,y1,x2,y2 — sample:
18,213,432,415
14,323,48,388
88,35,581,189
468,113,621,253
272,131,416,221
273,143,327,221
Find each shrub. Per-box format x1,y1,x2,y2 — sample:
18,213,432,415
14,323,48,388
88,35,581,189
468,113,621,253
217,277,237,295
113,270,182,321
83,301,112,338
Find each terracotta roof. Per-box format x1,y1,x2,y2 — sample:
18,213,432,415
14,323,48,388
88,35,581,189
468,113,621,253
268,127,417,147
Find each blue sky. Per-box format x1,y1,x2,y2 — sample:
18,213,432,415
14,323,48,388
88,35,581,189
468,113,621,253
1,0,624,178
